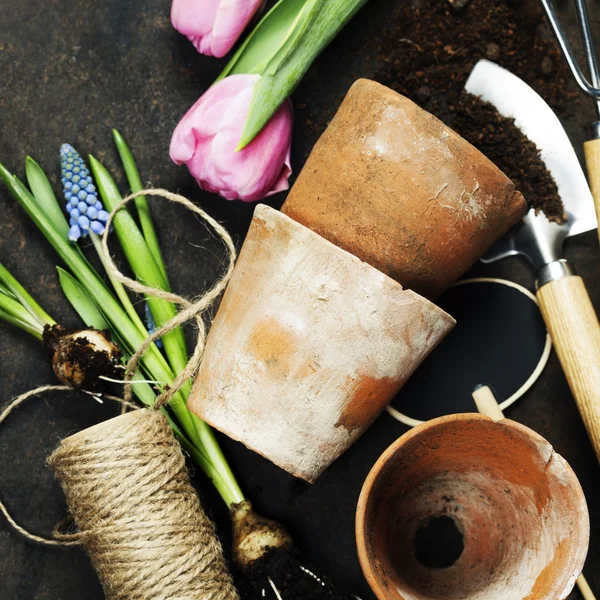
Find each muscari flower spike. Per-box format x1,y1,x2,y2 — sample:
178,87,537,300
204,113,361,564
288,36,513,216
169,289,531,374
60,144,110,241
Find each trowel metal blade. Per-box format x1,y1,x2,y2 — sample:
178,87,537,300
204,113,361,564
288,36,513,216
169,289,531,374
466,59,596,239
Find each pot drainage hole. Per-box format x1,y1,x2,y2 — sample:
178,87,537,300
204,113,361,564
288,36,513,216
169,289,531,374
414,515,464,569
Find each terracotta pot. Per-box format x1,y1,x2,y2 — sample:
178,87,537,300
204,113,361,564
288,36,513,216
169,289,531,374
282,79,527,299
356,414,589,600
188,205,455,482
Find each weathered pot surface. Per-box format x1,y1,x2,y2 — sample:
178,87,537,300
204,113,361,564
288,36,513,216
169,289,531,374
282,79,527,300
188,205,455,482
356,414,589,600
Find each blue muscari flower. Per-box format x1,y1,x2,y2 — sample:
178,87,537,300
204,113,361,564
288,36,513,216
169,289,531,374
145,302,163,349
60,144,109,241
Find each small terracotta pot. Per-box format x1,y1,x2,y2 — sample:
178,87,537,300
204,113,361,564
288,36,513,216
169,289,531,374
188,205,455,482
356,414,589,600
282,79,527,299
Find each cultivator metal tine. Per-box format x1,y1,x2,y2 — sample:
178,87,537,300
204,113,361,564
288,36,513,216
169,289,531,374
539,0,600,100
574,0,600,116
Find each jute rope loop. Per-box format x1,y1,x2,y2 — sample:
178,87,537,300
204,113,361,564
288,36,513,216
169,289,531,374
386,277,552,427
0,385,138,546
100,188,237,408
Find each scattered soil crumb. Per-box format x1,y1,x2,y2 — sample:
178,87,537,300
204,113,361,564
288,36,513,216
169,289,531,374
374,0,574,221
236,549,349,600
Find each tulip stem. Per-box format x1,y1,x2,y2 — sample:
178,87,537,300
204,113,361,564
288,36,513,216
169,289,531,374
102,136,245,506
104,139,246,507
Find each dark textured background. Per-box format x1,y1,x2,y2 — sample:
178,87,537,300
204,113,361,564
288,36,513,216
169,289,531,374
0,0,598,598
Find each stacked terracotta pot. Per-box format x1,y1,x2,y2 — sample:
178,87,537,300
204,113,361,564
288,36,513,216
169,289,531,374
189,79,527,482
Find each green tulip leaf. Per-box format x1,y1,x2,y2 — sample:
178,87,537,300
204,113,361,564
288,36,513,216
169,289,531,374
237,0,369,149
219,0,314,80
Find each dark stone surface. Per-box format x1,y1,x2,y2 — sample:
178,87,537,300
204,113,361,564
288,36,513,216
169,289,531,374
0,1,598,599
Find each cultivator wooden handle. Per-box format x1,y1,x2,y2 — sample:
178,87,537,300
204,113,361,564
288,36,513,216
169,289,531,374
537,275,600,463
584,138,600,241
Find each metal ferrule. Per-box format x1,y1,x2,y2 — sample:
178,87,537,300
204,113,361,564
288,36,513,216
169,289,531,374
536,259,576,289
589,120,600,140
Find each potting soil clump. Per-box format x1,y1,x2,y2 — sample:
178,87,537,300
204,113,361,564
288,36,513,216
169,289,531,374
375,0,575,222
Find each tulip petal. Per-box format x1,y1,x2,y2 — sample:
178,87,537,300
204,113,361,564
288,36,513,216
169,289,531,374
265,146,292,198
170,75,258,164
171,0,220,38
170,75,293,202
211,0,265,58
171,0,263,58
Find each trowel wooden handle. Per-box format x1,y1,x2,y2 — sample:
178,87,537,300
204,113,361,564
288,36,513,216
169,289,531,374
584,138,600,238
537,275,600,462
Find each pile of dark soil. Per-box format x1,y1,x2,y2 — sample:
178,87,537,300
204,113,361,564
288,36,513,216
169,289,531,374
375,0,574,221
236,550,349,600
448,93,566,221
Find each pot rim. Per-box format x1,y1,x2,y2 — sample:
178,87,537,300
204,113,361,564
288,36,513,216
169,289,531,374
355,412,590,600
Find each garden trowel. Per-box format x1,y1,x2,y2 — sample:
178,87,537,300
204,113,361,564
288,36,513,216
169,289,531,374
465,59,600,462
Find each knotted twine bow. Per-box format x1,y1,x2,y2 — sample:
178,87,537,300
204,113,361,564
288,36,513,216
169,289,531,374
0,190,240,600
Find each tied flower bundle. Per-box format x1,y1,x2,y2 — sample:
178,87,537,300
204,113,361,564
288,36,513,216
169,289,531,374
170,0,370,201
0,132,292,574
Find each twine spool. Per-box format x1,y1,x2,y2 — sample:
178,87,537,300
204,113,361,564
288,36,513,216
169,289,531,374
48,409,238,600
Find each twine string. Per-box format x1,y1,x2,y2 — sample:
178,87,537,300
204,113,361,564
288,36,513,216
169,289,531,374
0,386,138,546
100,188,237,408
0,189,237,556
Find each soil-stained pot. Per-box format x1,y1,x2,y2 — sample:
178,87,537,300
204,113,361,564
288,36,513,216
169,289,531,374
188,205,455,482
282,79,527,299
356,414,589,600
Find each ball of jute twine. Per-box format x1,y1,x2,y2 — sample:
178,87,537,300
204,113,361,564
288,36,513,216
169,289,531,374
0,190,239,599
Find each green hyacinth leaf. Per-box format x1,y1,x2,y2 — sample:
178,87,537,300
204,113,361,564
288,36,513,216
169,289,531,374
25,157,70,239
58,267,110,331
112,129,168,281
0,261,55,327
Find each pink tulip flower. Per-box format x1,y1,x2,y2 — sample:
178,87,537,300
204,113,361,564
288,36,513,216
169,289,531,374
171,0,264,58
170,74,293,202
